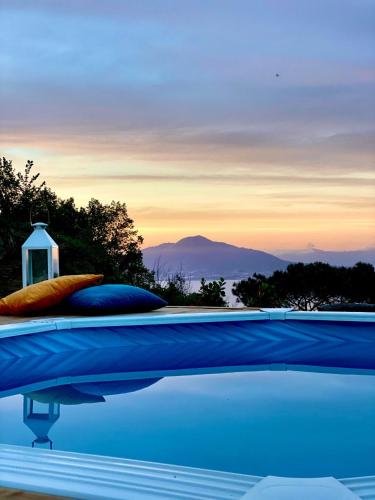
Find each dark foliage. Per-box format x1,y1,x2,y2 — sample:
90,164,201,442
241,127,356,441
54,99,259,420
231,273,281,308
232,262,375,310
193,278,227,307
150,273,228,307
0,158,153,295
150,272,192,306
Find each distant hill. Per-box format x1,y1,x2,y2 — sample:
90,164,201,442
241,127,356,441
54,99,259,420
276,248,375,267
142,235,289,279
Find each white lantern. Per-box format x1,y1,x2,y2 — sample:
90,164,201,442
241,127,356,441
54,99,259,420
22,222,59,288
23,396,60,449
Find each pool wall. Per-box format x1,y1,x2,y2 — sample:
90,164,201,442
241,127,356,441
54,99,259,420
0,310,374,397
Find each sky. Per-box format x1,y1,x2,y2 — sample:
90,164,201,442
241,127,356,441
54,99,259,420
1,0,374,251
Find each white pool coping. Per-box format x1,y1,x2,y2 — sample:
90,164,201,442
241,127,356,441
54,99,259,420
0,444,259,500
0,309,374,339
0,445,374,499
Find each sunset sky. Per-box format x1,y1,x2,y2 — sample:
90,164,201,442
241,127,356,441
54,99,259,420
1,0,374,251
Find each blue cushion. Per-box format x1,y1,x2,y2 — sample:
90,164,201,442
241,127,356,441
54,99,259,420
66,284,167,314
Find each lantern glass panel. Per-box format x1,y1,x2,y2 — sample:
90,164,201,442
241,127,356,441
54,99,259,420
28,249,49,285
52,246,59,278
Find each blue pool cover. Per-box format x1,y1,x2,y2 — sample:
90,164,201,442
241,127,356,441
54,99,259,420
1,314,374,394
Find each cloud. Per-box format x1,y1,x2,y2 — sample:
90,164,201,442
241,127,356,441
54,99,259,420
45,173,375,189
2,124,374,176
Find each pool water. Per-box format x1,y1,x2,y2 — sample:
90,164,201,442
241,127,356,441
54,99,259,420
1,369,374,478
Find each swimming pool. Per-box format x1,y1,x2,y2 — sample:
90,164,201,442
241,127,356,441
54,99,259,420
0,310,374,498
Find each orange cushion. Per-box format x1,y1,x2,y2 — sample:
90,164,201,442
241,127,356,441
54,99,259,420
0,274,103,315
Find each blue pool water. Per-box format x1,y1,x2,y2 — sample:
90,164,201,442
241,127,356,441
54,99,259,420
1,369,374,478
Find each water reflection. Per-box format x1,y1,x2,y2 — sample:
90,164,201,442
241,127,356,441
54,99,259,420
23,396,60,449
22,378,161,448
1,369,374,477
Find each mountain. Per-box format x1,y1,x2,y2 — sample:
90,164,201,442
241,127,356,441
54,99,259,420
276,248,375,267
142,235,290,279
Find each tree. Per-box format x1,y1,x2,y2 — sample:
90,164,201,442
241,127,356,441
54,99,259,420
232,262,375,310
345,262,375,304
269,262,339,310
193,278,228,307
84,199,153,285
0,158,153,295
0,158,48,259
150,272,192,305
232,274,281,308
150,272,228,307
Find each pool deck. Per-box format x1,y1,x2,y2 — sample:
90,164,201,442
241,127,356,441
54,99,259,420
0,486,68,499
1,306,374,337
0,305,255,326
